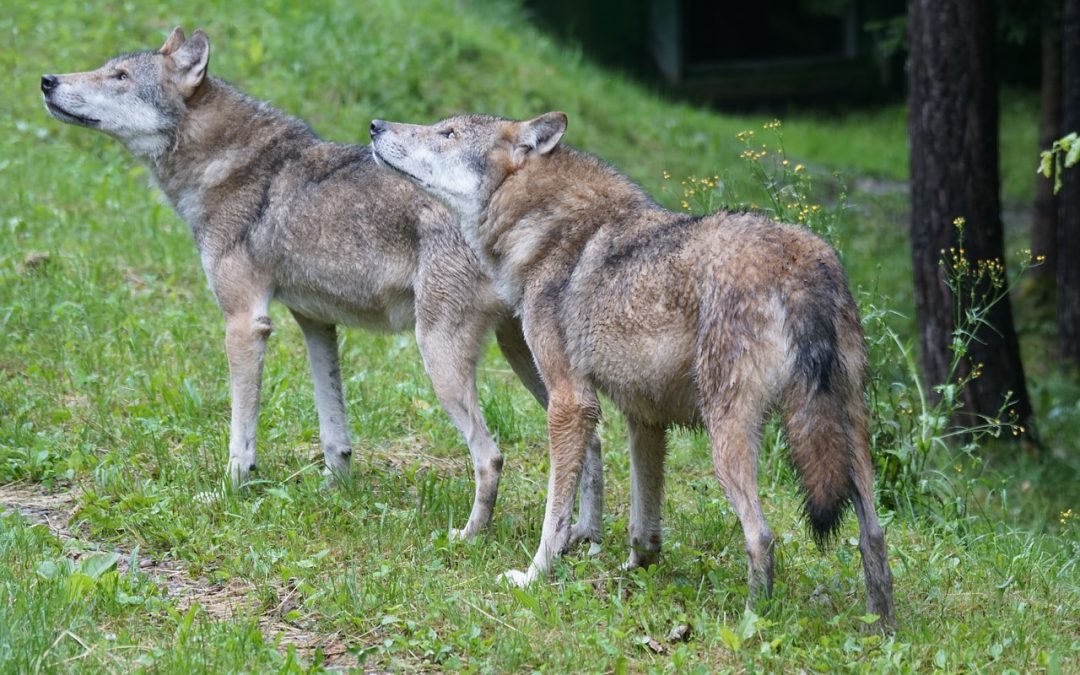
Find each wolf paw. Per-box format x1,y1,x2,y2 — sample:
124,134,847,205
319,468,349,491
449,525,479,542
321,447,352,485
567,522,601,552
497,568,535,588
621,550,659,572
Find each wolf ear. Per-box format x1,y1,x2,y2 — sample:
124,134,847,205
169,28,210,97
512,112,567,164
159,27,186,56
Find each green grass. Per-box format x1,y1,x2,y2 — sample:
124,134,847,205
2,0,1078,671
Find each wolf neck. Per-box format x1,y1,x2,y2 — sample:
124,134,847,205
149,77,314,237
477,146,657,304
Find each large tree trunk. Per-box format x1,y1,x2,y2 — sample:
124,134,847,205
1061,0,1080,366
1033,0,1061,282
907,0,1034,430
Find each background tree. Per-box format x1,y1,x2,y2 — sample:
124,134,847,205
1033,0,1061,284
1061,0,1080,366
907,0,1034,429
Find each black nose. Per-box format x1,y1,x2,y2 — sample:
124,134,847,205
41,75,59,93
370,119,387,138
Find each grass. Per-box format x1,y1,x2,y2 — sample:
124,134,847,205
2,0,1078,671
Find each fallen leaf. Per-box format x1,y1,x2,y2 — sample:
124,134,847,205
666,623,691,642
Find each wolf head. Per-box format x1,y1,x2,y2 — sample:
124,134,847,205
41,27,211,159
369,112,567,219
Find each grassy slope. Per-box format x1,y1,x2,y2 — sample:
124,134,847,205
1,0,1077,672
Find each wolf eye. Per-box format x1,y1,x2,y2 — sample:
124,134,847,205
115,71,129,81
440,129,455,139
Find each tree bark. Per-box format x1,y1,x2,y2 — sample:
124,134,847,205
1033,0,1061,282
1061,0,1080,365
907,0,1034,431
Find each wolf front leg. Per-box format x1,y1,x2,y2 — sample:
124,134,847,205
223,298,273,486
500,380,600,586
495,317,604,548
291,311,352,483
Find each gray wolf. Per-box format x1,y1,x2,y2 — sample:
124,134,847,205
39,28,603,543
370,112,896,627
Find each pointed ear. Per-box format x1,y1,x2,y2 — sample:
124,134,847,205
170,29,210,97
512,112,567,164
159,27,186,55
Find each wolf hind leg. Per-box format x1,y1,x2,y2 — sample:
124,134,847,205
416,311,503,541
569,435,604,550
704,395,774,605
622,419,667,570
848,407,896,629
291,311,352,483
782,330,896,629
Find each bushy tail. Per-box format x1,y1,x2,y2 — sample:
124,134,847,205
782,275,866,546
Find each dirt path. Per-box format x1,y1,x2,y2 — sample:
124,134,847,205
0,482,358,670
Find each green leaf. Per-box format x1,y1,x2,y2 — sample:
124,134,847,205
78,551,120,579
267,487,292,503
117,590,144,605
179,604,199,637
736,609,760,641
509,587,544,621
719,626,742,652
858,613,881,625
36,560,61,580
1048,650,1062,675
1039,151,1054,178
248,36,264,65
65,572,97,599
1066,138,1080,169
613,655,629,675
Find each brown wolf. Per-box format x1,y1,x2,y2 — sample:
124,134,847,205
39,29,604,543
370,112,896,627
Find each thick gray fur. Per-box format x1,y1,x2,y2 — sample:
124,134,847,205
40,28,603,542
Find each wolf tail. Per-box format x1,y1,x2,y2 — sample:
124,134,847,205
781,262,871,546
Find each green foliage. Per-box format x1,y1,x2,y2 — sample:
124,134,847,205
1038,131,1080,194
864,14,907,60
685,123,1038,524
864,220,1035,519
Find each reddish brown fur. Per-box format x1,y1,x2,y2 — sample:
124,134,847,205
371,112,896,628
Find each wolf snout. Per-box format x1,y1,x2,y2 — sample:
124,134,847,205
370,119,387,139
41,74,59,93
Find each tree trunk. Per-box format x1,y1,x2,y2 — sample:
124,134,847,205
1033,0,1061,282
1061,0,1080,365
907,0,1034,431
